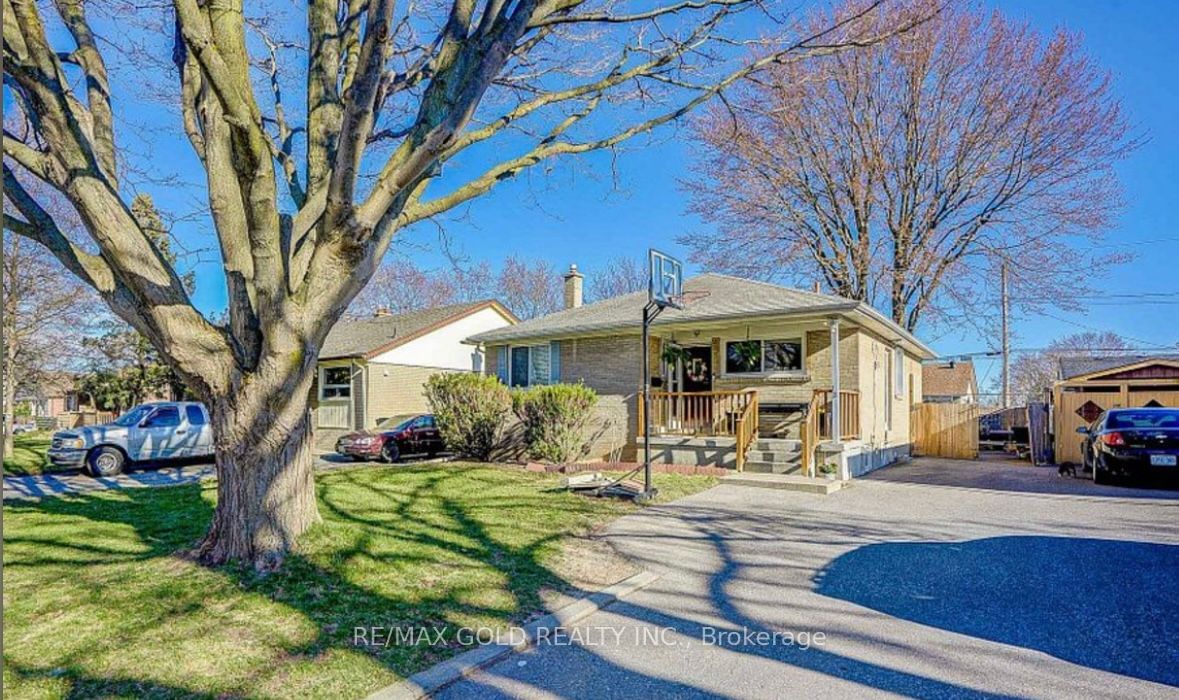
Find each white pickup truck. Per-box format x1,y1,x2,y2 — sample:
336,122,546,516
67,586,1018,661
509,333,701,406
47,402,215,477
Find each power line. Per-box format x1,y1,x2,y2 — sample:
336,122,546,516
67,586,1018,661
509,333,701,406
1088,236,1179,248
1032,309,1174,350
926,346,1177,362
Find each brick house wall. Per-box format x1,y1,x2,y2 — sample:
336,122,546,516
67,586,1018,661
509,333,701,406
486,336,641,461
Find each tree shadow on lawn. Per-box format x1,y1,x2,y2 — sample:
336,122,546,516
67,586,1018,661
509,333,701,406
814,535,1179,687
2,465,624,696
10,467,1106,699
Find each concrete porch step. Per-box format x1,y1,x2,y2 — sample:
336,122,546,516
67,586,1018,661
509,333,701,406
752,438,801,451
722,472,844,495
743,460,801,475
744,449,801,463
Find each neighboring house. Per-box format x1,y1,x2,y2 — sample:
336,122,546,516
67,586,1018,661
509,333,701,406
15,373,82,419
312,301,517,449
922,361,978,404
1051,354,1179,465
468,268,935,479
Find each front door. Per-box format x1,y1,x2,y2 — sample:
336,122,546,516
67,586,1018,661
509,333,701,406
682,347,712,393
680,346,713,433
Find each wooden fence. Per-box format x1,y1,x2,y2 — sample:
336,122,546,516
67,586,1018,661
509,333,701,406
55,410,116,429
911,402,980,459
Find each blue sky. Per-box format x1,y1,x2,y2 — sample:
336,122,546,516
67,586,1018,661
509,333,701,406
10,1,1177,392
382,0,1179,392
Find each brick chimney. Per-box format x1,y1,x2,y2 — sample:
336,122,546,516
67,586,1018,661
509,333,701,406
563,264,584,309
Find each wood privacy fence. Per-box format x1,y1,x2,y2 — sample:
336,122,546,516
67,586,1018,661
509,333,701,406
910,403,980,459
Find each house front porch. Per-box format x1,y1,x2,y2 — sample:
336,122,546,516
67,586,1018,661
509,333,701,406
639,387,861,475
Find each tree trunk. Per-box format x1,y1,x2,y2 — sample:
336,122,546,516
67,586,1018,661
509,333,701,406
3,348,15,458
195,365,321,571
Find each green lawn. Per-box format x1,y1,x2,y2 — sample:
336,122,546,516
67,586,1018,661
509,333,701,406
3,432,55,476
2,463,715,699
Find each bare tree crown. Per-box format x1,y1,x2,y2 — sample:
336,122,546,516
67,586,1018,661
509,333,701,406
4,0,928,396
682,0,1136,332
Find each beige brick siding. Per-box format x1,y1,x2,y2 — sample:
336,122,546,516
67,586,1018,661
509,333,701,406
366,363,468,427
486,337,642,461
855,329,920,449
560,336,643,460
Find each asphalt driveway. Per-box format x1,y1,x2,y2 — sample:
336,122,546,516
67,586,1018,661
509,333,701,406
441,458,1179,698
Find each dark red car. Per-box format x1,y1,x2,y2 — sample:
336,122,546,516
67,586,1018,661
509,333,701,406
335,414,445,463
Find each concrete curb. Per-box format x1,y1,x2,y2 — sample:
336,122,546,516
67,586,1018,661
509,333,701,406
365,570,661,700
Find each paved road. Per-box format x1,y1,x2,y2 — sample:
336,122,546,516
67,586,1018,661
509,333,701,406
1,454,398,500
441,458,1179,699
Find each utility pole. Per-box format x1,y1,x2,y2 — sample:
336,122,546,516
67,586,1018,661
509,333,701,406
1000,261,1010,409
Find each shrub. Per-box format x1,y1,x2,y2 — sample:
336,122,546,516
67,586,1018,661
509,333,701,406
424,373,511,461
512,383,599,463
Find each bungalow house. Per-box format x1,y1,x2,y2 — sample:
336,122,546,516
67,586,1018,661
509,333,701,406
15,373,82,420
922,361,978,404
467,268,935,479
312,300,517,449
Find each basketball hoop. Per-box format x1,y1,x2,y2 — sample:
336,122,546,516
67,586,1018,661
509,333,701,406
671,290,710,308
649,249,683,309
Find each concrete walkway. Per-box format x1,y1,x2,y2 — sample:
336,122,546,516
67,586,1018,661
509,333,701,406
440,458,1179,698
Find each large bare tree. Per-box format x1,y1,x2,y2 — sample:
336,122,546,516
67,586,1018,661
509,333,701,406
682,0,1136,332
3,0,924,568
1,171,92,456
1006,331,1131,404
588,255,646,301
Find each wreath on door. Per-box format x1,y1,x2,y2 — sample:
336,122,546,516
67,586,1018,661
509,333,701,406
686,357,709,383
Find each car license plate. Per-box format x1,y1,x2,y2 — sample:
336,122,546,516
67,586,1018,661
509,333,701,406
1150,455,1177,467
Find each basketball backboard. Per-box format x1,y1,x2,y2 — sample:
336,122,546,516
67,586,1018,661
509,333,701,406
649,249,683,309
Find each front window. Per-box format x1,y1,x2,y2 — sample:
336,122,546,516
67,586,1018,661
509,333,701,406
112,405,154,427
320,366,352,400
725,339,802,374
508,344,552,387
510,346,531,387
893,347,905,398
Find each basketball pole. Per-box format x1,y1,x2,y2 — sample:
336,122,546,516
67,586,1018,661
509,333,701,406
639,299,663,502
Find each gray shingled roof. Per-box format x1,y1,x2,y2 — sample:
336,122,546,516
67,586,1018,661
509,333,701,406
321,301,496,360
1058,354,1179,381
467,273,932,356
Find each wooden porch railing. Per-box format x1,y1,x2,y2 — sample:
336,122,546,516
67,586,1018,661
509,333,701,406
800,389,861,477
733,392,759,472
639,389,758,437
814,389,861,441
638,389,760,471
801,391,821,477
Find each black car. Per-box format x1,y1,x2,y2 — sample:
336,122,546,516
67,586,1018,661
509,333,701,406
335,414,446,462
1077,407,1179,485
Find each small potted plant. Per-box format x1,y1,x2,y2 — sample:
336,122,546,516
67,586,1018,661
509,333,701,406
818,462,839,480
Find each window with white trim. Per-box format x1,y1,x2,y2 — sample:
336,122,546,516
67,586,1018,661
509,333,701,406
893,347,905,398
508,343,558,387
320,366,352,400
724,338,802,374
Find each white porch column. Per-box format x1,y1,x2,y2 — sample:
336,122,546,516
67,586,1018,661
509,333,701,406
829,318,841,447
